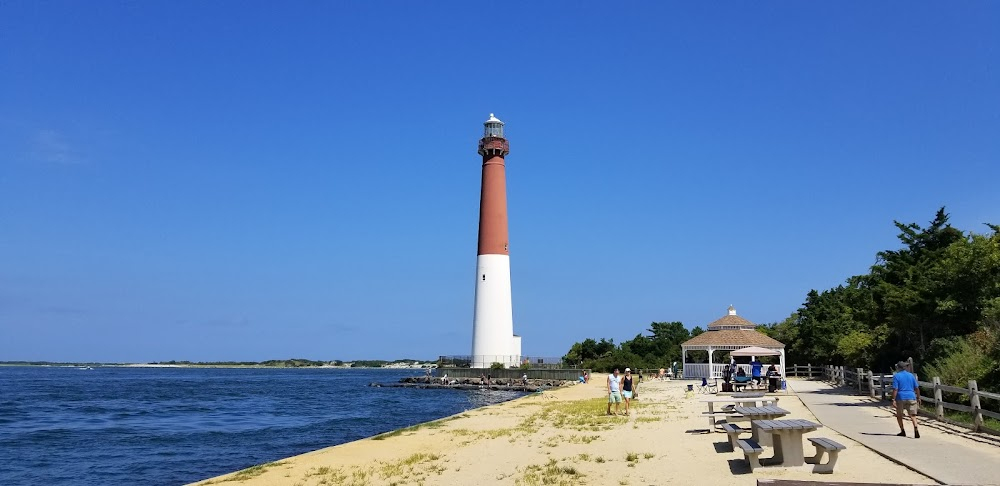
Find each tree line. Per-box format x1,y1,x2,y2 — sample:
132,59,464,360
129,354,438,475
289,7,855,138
760,208,999,390
562,321,705,372
563,209,1000,391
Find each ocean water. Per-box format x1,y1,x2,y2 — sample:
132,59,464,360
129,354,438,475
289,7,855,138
0,366,527,486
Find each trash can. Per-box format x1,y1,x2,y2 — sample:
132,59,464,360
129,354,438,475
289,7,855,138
768,376,780,393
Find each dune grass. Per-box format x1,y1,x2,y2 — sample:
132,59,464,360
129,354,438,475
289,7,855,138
378,452,442,482
371,416,458,440
516,458,584,486
199,461,287,483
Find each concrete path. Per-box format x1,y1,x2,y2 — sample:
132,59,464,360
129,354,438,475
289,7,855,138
789,379,1000,485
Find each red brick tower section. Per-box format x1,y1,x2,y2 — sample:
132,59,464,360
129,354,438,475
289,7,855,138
477,116,511,256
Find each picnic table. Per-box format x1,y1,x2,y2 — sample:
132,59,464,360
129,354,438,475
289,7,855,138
701,398,779,430
733,406,790,446
751,419,822,467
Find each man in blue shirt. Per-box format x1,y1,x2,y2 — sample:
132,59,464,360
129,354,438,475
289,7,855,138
751,359,763,388
891,361,921,438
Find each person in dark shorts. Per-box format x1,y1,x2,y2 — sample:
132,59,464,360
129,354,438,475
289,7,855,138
621,368,634,415
892,361,921,438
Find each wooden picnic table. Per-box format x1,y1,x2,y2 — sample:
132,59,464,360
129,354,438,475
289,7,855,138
752,419,822,467
734,406,790,446
701,397,779,430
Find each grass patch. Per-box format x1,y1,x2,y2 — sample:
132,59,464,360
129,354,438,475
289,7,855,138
379,453,442,481
372,417,460,440
594,456,606,463
643,452,655,459
204,461,286,483
535,398,630,431
516,458,584,486
625,452,639,463
636,416,661,423
567,434,600,444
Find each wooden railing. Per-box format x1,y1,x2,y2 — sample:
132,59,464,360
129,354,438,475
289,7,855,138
788,363,1000,436
917,378,1000,432
785,364,825,378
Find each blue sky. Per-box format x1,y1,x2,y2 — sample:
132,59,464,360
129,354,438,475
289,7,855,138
2,2,998,363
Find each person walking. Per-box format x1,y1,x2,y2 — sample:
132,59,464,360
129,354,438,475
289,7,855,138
892,361,921,438
621,368,634,414
606,368,623,416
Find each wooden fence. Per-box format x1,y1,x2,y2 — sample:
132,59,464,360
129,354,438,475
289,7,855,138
788,363,1000,436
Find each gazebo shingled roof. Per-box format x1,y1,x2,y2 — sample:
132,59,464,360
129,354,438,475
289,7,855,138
706,313,756,330
681,329,785,348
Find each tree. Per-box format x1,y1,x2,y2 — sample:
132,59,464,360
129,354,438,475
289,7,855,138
871,208,966,362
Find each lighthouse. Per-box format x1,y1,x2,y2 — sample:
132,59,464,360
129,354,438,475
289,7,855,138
471,113,520,368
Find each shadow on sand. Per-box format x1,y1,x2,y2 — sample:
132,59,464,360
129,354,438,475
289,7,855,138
714,441,734,453
726,458,752,475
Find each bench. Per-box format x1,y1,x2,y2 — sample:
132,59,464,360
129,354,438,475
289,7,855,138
804,437,847,474
721,423,747,450
737,438,764,470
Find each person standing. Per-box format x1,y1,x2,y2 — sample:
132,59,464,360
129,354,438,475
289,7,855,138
621,368,634,414
751,358,763,388
892,361,921,438
606,368,623,416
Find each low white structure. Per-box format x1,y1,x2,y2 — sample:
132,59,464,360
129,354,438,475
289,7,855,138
680,306,786,379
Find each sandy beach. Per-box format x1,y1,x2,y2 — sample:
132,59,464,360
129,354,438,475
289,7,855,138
191,378,939,485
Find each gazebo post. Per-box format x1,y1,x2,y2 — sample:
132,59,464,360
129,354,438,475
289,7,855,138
707,346,714,379
681,346,687,378
779,348,786,377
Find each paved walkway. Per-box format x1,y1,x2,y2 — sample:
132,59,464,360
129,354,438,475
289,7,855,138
789,379,1000,485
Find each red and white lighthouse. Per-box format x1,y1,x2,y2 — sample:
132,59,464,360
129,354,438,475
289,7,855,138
471,113,520,368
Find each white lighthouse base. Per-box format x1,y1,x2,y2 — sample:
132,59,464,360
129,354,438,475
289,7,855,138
471,254,517,368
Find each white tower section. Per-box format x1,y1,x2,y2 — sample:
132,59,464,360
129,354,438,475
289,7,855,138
472,255,516,367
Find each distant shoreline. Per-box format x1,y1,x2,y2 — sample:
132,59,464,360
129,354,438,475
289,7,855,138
0,361,437,370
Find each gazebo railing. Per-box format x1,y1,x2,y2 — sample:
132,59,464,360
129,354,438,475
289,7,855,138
683,363,785,379
683,363,734,379
684,363,709,379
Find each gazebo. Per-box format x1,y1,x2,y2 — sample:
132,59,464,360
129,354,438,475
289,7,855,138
680,305,785,379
